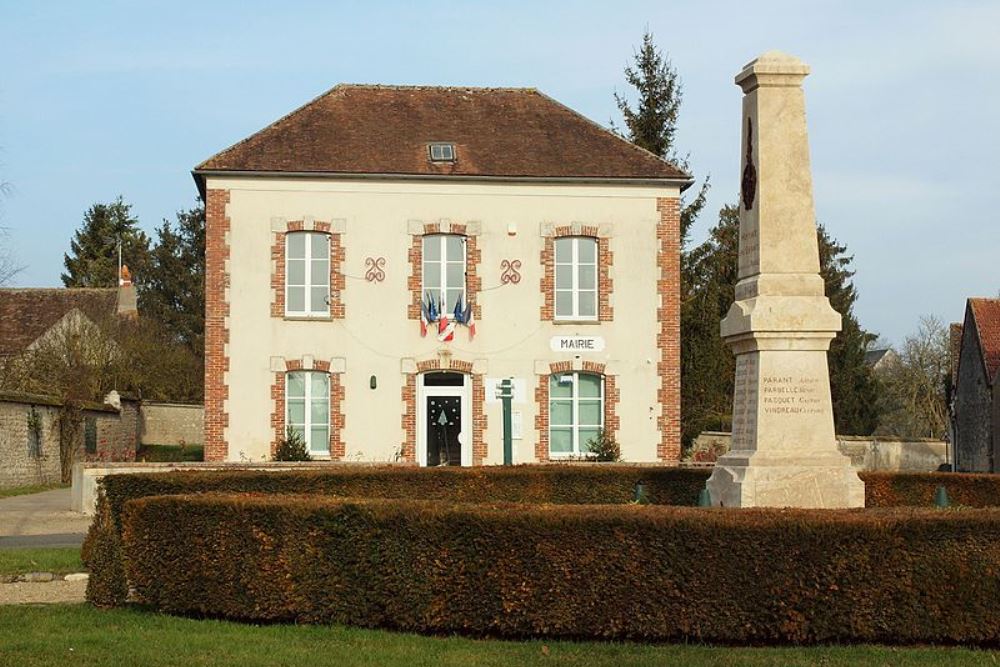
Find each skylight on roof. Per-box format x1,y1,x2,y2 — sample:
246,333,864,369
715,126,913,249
429,143,455,162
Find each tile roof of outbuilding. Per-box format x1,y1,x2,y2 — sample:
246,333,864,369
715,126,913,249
194,85,691,185
0,288,118,356
969,298,1000,385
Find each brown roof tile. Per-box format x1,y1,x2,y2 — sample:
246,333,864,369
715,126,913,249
0,288,118,356
195,85,690,183
969,298,1000,384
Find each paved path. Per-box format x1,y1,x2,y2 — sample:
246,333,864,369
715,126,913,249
0,533,85,548
0,488,92,542
0,580,87,605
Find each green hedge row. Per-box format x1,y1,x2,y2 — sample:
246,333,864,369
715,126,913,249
121,492,1000,645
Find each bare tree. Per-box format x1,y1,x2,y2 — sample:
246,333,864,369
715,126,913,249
876,315,950,439
0,175,23,285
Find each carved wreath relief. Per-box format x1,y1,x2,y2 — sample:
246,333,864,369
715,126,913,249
741,117,757,212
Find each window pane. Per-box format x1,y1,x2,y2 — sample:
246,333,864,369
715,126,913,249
578,264,596,290
288,424,305,440
287,286,305,312
310,234,329,259
311,372,329,395
550,400,573,426
423,262,441,291
554,238,573,262
311,258,329,283
555,264,573,289
579,429,601,453
287,372,305,397
310,287,329,312
446,289,463,313
310,399,329,425
287,399,305,424
287,233,306,259
578,291,596,318
287,260,305,286
309,426,329,453
578,401,602,426
578,373,602,398
446,263,465,290
445,235,464,261
555,291,573,317
578,238,597,263
549,374,573,398
550,428,573,454
423,236,440,261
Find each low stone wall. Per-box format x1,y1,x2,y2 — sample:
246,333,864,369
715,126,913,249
690,431,948,472
0,399,62,489
139,402,203,446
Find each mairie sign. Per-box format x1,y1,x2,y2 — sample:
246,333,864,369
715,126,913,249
550,336,605,353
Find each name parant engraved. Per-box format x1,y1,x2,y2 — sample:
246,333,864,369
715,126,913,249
760,376,824,414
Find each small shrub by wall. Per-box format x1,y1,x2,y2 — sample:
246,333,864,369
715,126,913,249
122,493,1000,645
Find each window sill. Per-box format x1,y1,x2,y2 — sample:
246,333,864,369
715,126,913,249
283,315,334,322
552,319,602,326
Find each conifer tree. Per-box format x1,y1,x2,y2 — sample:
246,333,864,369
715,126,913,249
62,197,150,287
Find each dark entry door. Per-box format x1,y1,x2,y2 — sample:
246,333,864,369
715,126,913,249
426,396,462,466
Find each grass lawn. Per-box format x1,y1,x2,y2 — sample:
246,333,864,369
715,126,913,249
0,482,68,499
0,605,997,667
137,444,204,462
0,547,83,576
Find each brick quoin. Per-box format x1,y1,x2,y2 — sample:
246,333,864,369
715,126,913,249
401,357,487,465
203,189,230,461
407,224,481,322
540,226,613,321
270,358,346,459
535,360,619,461
271,221,345,319
656,197,682,462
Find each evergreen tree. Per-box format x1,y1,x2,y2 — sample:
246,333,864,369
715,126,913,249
682,207,880,446
614,29,709,245
62,197,150,287
139,203,205,354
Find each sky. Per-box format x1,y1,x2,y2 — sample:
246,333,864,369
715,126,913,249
0,0,997,344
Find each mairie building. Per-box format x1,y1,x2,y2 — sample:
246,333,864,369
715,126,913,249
194,85,690,465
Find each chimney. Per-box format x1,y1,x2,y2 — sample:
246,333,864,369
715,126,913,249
117,264,138,318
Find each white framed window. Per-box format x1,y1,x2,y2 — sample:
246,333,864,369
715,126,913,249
549,372,604,456
286,232,330,317
422,234,466,313
286,371,330,456
429,143,455,162
554,237,598,321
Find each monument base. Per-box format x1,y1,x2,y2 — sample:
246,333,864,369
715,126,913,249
706,451,865,508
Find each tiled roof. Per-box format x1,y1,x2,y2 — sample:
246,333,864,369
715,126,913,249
864,349,890,367
969,298,1000,385
0,288,118,356
195,85,690,183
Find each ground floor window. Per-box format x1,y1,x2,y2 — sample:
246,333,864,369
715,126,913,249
549,371,604,456
286,370,330,456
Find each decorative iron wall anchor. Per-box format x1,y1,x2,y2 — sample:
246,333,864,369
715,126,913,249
500,259,522,285
364,257,386,282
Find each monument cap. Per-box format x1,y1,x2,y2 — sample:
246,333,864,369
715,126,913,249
735,50,810,92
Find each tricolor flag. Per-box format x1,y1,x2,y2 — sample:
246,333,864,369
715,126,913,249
420,294,431,337
463,299,476,340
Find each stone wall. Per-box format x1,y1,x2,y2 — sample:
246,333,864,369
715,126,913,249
691,431,948,472
0,399,62,488
954,312,994,471
140,402,204,446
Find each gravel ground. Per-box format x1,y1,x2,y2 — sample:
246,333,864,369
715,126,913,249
0,580,87,605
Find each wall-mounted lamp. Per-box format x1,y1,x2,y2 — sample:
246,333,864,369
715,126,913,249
369,375,377,390
507,223,517,237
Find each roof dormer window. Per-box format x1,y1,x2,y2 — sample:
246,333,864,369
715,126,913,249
429,143,455,162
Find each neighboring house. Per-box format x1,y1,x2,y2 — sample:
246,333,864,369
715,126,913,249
864,348,899,373
0,277,138,359
953,298,1000,472
193,84,691,465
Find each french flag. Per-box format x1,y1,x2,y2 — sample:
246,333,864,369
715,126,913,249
463,299,476,340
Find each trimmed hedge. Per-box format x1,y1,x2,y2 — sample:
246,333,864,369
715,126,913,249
123,492,1000,645
863,471,1000,508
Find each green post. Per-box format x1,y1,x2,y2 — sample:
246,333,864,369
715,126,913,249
499,378,513,466
934,485,950,508
698,487,712,507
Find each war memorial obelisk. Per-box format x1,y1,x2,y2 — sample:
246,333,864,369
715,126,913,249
705,51,865,508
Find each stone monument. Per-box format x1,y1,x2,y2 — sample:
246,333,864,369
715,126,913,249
705,51,865,508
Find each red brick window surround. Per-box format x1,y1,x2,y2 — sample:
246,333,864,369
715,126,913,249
540,225,613,322
269,357,345,460
400,356,487,465
534,360,618,462
407,221,481,322
204,189,231,462
656,198,681,462
271,219,345,320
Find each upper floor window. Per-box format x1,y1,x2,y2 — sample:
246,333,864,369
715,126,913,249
286,370,330,457
554,237,597,321
423,234,466,313
549,372,604,457
286,232,330,317
428,143,455,162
